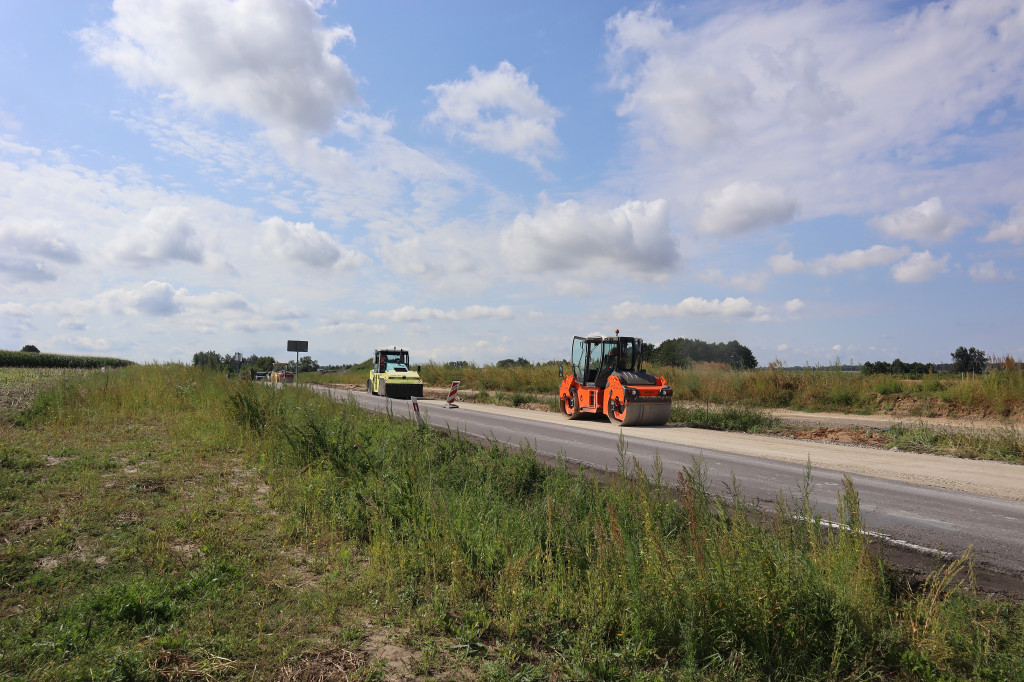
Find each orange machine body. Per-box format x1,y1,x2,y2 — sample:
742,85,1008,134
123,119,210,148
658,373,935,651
558,333,672,426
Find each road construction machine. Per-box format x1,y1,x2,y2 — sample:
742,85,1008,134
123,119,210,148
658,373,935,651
367,348,424,399
270,361,294,384
558,332,672,426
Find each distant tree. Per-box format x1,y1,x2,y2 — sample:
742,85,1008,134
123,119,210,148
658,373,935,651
20,344,40,353
192,350,223,370
652,337,757,370
446,360,470,369
496,357,531,368
297,355,319,373
952,346,987,374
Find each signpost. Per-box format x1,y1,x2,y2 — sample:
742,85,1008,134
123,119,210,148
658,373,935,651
287,340,308,382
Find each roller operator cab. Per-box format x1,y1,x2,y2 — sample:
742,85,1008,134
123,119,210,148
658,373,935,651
558,333,673,426
368,348,424,399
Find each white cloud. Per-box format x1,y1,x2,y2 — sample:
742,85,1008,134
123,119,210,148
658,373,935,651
0,219,82,263
604,1,1024,224
261,216,366,270
698,268,769,292
770,245,910,276
969,261,1014,281
0,302,32,318
891,250,950,283
79,0,359,134
51,335,111,352
697,182,799,235
0,258,58,283
612,296,764,319
427,61,561,171
97,280,185,316
983,203,1024,244
501,197,679,274
808,245,910,276
767,252,805,274
368,305,514,323
871,197,962,242
784,298,805,313
114,206,204,265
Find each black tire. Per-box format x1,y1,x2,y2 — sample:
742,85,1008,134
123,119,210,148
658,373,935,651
366,380,372,394
561,388,580,420
378,379,387,397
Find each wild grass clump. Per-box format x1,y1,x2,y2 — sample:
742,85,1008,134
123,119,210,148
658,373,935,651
672,403,782,432
886,422,1024,463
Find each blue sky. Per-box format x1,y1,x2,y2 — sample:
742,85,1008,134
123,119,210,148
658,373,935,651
2,0,1023,367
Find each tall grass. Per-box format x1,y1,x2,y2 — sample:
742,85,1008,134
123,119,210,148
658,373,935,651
233,377,1024,679
5,365,1023,679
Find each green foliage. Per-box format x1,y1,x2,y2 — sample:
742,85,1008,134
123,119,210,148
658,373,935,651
952,346,988,374
861,359,935,376
0,350,132,369
652,337,758,369
672,404,782,432
20,344,40,353
496,357,531,368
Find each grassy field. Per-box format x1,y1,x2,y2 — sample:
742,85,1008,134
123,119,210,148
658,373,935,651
3,365,1023,679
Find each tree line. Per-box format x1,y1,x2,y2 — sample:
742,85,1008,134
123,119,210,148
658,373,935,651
191,351,320,374
648,337,758,370
860,346,991,376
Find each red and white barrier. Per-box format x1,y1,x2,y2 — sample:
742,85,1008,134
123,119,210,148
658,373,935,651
410,396,425,425
443,380,460,408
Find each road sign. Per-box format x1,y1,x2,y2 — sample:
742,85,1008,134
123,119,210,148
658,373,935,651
287,340,308,352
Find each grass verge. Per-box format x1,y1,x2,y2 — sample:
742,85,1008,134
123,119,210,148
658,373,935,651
6,366,1021,679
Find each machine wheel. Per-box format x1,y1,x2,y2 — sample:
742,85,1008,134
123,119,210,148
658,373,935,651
366,380,372,394
561,389,581,420
377,379,387,397
607,396,627,424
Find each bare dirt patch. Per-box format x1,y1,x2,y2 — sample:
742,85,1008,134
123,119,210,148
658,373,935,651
790,427,888,447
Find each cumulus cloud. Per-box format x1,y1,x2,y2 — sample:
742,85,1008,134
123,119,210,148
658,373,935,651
0,258,57,283
871,197,962,241
261,216,366,269
427,61,561,170
983,203,1024,244
696,182,799,235
114,206,204,265
79,0,359,133
784,298,805,313
969,261,1014,281
891,251,950,283
501,197,678,274
769,245,911,276
604,1,1024,223
611,296,764,319
97,280,185,316
0,219,81,263
0,302,32,319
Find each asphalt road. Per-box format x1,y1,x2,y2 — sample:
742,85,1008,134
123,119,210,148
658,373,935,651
314,386,1024,591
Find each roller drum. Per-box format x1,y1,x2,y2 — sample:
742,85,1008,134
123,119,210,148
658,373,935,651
619,402,672,426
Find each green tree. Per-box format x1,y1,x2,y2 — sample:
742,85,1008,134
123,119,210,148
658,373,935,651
192,350,224,370
297,355,319,373
951,346,987,374
20,344,40,353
